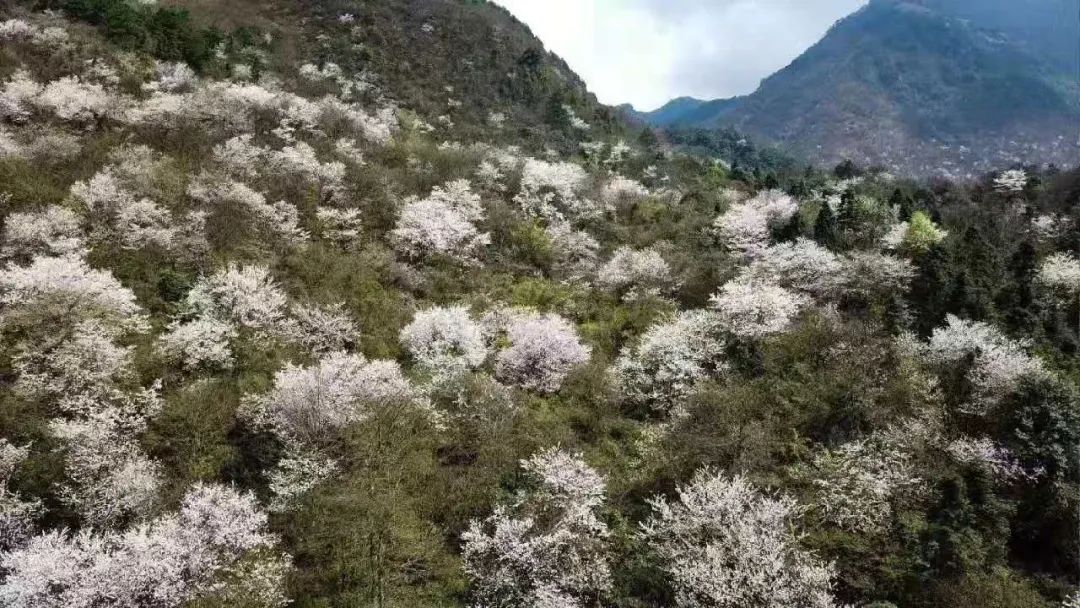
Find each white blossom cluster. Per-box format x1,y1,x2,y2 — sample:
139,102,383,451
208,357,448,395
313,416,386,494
599,175,648,204
946,437,1037,482
596,246,677,301
1038,252,1080,298
710,278,809,339
743,238,842,298
714,189,799,257
159,264,286,370
391,179,490,262
0,71,113,124
187,172,308,247
838,251,916,302
1,205,85,260
0,484,290,608
514,158,596,223
317,206,364,247
487,309,592,393
0,440,40,552
546,222,600,280
798,429,926,534
243,351,420,507
923,314,1046,413
640,470,843,608
462,448,611,608
400,305,488,379
0,19,69,46
69,168,177,251
0,254,148,334
0,221,167,527
993,169,1028,193
611,310,728,414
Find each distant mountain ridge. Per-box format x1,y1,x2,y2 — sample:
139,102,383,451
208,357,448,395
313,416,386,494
631,0,1080,177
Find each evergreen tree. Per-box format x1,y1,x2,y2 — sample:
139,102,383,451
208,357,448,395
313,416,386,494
814,202,840,250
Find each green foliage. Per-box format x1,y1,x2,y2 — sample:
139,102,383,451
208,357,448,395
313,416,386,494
59,0,224,69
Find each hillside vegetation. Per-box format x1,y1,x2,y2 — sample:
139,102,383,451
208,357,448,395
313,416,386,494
1,1,1080,607
633,0,1080,178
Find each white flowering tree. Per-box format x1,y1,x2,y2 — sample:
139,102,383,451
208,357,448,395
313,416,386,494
285,302,360,355
0,484,290,608
0,440,40,552
838,251,916,305
596,246,677,301
611,310,727,414
391,179,490,263
744,239,842,298
993,169,1028,193
400,305,488,379
1,206,84,260
546,222,600,280
1037,252,1080,336
924,314,1046,413
158,316,238,372
711,279,809,339
50,414,163,528
714,189,798,257
641,470,842,608
796,426,927,535
0,254,148,335
462,448,611,608
183,263,289,332
491,310,591,393
243,351,421,508
513,158,595,223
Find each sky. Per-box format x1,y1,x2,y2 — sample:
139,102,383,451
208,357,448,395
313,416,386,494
493,0,868,111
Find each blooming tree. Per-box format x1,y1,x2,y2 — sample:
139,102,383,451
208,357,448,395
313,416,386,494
0,440,40,552
611,310,727,414
797,428,926,534
183,263,289,332
0,483,290,608
244,351,417,445
514,158,594,223
243,351,420,506
492,311,591,393
714,189,798,257
0,254,148,334
285,302,360,355
462,449,611,608
51,413,163,528
711,279,809,339
993,169,1028,193
1038,252,1080,335
546,222,600,280
838,251,916,304
391,180,490,262
641,470,842,608
400,305,488,378
158,316,238,372
596,246,677,301
1,206,84,260
744,238,842,297
924,315,1046,413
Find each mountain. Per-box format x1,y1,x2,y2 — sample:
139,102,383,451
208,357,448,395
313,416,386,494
641,0,1080,177
622,96,706,125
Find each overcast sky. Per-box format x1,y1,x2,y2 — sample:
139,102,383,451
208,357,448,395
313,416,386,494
493,0,868,110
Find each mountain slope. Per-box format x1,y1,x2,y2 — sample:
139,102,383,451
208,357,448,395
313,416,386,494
645,0,1080,177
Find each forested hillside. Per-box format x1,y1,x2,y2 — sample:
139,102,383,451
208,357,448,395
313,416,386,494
633,0,1080,178
2,1,1080,607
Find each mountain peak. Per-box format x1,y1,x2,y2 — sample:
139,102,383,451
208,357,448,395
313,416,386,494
646,0,1080,177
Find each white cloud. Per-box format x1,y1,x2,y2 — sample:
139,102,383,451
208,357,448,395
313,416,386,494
494,0,867,110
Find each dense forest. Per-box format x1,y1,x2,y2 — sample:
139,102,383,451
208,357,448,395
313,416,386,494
1,1,1080,607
